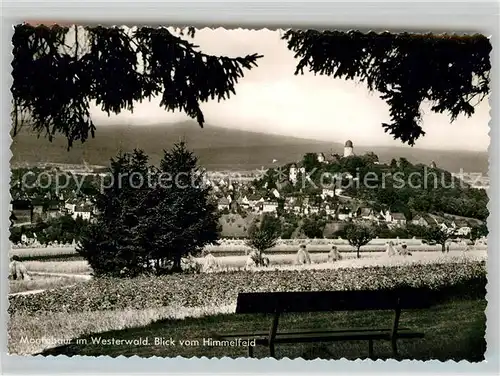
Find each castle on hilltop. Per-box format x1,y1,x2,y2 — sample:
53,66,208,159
343,140,355,157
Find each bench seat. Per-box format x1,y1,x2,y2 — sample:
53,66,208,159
215,327,423,344
215,290,432,359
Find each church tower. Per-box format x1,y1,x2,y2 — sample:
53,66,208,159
343,140,354,157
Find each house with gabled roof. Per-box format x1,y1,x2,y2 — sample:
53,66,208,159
72,203,93,221
411,214,430,227
217,197,230,211
240,195,250,209
391,212,407,226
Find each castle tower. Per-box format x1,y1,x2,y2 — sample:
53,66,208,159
289,163,298,184
343,140,354,157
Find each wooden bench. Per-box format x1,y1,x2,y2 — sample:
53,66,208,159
214,289,432,359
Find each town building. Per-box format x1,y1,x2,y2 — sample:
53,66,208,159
72,204,92,221
217,197,230,211
10,200,33,225
262,201,278,213
411,215,430,227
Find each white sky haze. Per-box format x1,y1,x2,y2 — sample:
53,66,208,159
89,28,490,152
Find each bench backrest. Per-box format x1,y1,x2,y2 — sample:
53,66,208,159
235,289,432,314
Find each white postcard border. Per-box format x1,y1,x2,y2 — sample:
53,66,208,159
1,1,498,374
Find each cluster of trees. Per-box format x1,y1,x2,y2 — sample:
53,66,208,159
245,216,489,262
330,221,487,258
9,215,88,244
77,143,221,277
10,167,100,201
268,154,489,221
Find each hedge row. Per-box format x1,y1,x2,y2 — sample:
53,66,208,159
9,260,486,315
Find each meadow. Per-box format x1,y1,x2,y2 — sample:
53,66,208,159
11,248,486,277
9,274,90,295
21,260,91,275
10,238,485,261
8,251,487,358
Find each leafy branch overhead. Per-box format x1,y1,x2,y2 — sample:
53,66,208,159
11,24,262,148
283,30,491,146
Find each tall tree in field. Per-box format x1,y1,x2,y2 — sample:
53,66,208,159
302,153,321,172
77,149,151,277
344,223,375,258
246,214,281,266
78,144,220,276
138,142,221,272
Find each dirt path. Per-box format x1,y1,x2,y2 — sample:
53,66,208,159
9,289,46,297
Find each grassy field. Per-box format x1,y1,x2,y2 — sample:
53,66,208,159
198,250,486,271
8,259,486,358
9,305,235,355
38,298,486,361
10,242,487,261
22,260,91,275
9,274,88,294
14,250,486,276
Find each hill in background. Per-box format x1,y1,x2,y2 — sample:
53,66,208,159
10,122,488,174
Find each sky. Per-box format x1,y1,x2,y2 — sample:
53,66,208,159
86,28,490,152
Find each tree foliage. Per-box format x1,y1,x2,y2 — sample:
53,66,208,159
470,223,488,241
140,142,221,271
77,143,220,277
284,30,491,146
302,153,322,172
424,225,455,252
9,215,88,245
246,214,281,253
344,223,375,258
11,26,490,149
301,216,326,238
11,24,262,148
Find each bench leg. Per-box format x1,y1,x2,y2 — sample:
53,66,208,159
391,339,398,359
248,345,254,358
268,312,279,358
368,339,374,359
269,343,275,358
